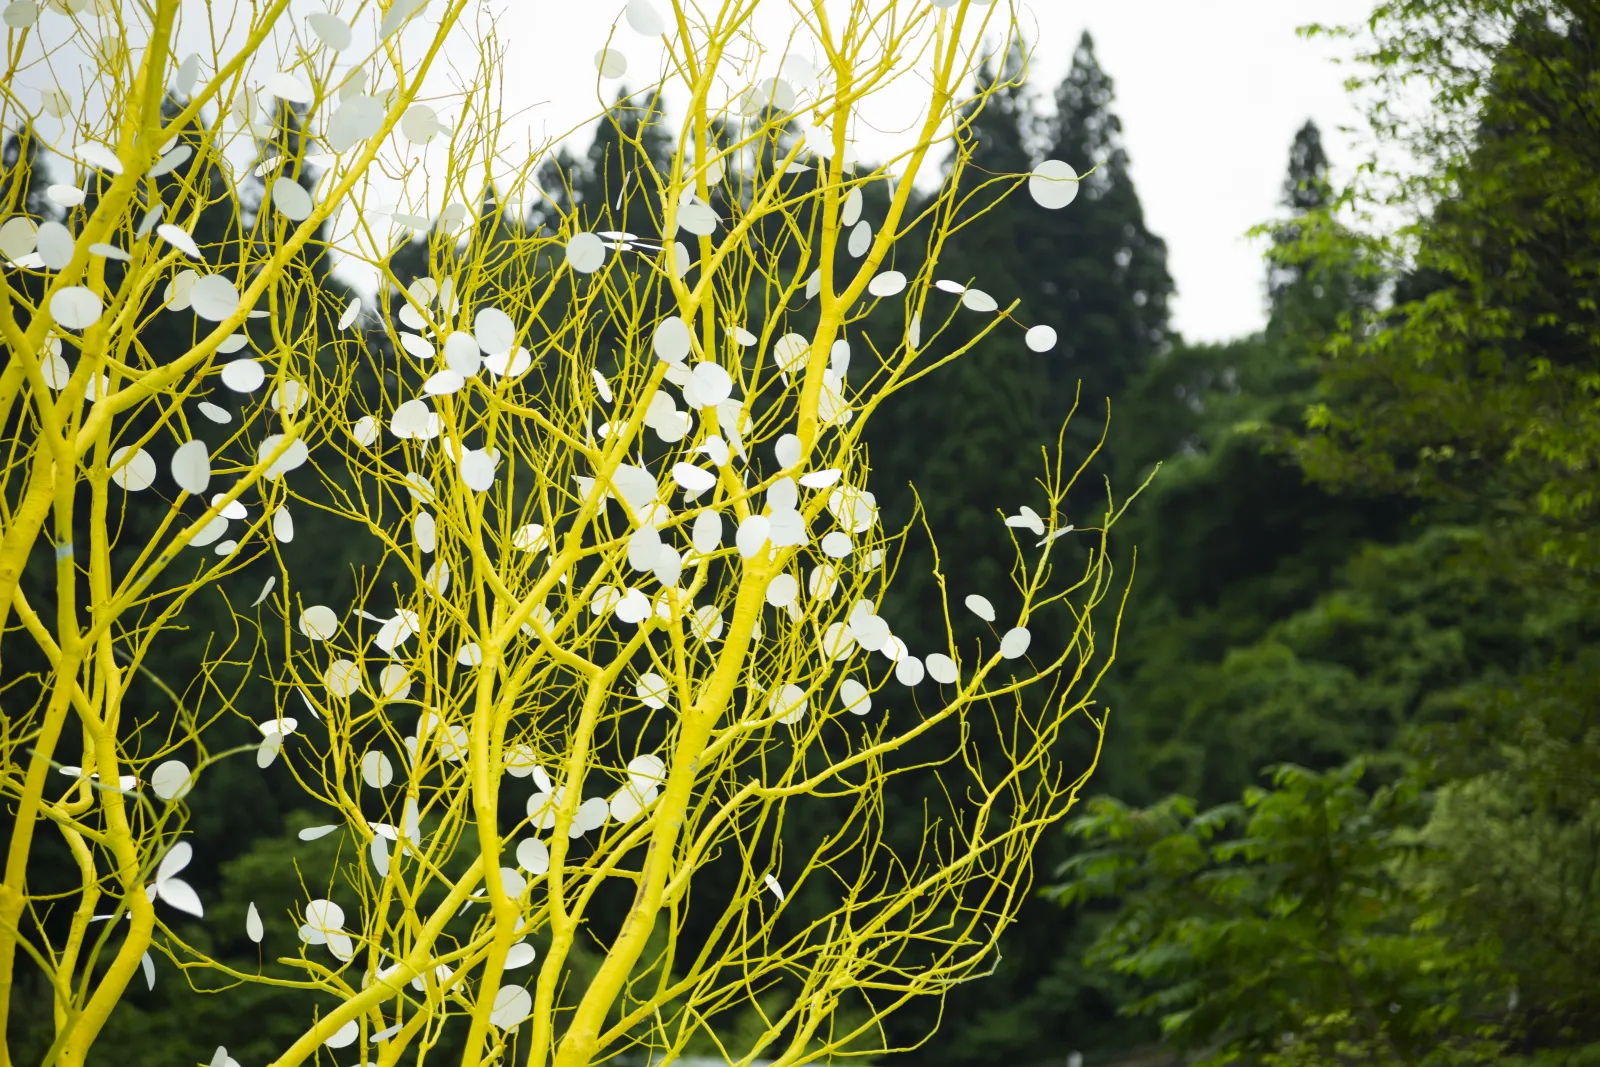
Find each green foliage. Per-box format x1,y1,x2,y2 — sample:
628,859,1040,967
1053,761,1504,1066
1289,2,1600,571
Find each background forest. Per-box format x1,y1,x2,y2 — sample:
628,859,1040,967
3,0,1597,1064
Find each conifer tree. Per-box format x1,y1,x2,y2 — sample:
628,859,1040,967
1031,33,1173,413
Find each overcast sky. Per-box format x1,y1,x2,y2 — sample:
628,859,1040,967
13,0,1378,344
481,0,1378,343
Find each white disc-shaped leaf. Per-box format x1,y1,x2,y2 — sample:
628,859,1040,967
40,350,70,389
423,370,464,396
271,505,294,543
841,187,863,226
389,399,432,438
338,298,361,330
307,11,351,49
571,795,611,836
324,659,362,698
256,730,282,768
925,653,959,684
49,287,101,330
245,902,263,942
636,671,670,709
774,434,802,468
361,750,394,789
628,753,666,792
768,476,799,513
257,716,298,738
191,275,240,321
594,49,627,80
263,70,312,103
2,2,38,29
208,493,246,520
652,316,691,363
736,515,770,559
77,142,123,175
611,784,656,823
1025,324,1058,352
36,220,73,270
657,542,684,587
506,942,538,969
498,865,527,897
624,0,665,34
258,434,309,480
172,53,202,97
369,833,390,877
377,665,411,701
689,361,732,405
808,563,838,600
413,510,436,553
398,330,433,359
690,605,724,642
190,514,228,548
895,655,925,686
220,358,264,392
820,531,852,558
109,447,157,491
670,462,716,495
565,232,605,273
840,678,871,715
483,346,532,377
165,270,198,311
516,837,550,874
1029,159,1080,209
474,307,515,354
459,449,495,492
965,594,996,622
512,523,547,553
847,221,871,257
999,626,1032,659
155,223,203,261
773,332,807,372
327,94,384,153
0,217,38,259
299,605,338,640
271,177,314,221
46,185,84,208
849,611,890,653
961,288,998,313
170,440,210,495
444,332,482,376
771,684,807,725
935,278,967,294
490,985,533,1030
613,588,651,624
325,1021,359,1049
150,759,194,801
692,510,722,554
678,201,717,235
866,271,906,298
626,526,661,573
400,103,439,143
765,573,799,608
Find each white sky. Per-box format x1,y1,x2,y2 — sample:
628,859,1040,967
10,0,1376,344
481,0,1378,343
